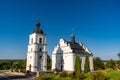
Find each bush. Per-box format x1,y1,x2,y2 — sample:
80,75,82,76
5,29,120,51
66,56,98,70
94,57,105,70
84,54,90,73
59,71,68,77
90,71,110,80
72,71,85,80
37,74,55,80
74,56,81,72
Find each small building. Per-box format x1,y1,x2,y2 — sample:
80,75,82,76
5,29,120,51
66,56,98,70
52,33,94,72
26,20,47,72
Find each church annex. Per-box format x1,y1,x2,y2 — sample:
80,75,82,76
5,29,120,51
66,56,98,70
52,33,94,72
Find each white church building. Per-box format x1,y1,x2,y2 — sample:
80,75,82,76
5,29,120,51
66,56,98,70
52,33,94,72
26,20,47,72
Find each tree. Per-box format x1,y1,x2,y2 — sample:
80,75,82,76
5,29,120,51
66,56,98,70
84,54,90,73
117,52,120,60
105,59,115,69
19,59,26,69
47,54,52,70
13,61,21,70
74,55,81,72
94,57,105,70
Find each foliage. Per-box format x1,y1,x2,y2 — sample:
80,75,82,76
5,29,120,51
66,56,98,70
116,60,120,66
37,74,72,80
0,59,26,70
117,52,120,60
73,71,85,80
90,70,110,80
37,70,120,80
47,54,52,70
84,54,90,73
94,57,105,70
105,59,115,69
74,55,81,72
0,60,13,70
59,71,68,77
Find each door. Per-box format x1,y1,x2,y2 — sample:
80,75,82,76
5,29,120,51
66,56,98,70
29,64,31,71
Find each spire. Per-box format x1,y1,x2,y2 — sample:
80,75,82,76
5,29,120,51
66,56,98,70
71,32,75,44
36,20,40,29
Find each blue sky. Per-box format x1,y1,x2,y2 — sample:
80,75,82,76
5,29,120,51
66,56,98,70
0,0,120,60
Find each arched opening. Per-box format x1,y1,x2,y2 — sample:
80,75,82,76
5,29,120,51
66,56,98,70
29,64,31,71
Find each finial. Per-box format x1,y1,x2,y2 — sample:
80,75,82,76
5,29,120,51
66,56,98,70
71,32,75,44
36,16,40,29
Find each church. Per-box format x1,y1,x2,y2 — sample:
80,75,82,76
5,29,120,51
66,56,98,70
26,20,47,72
52,33,94,72
26,19,94,72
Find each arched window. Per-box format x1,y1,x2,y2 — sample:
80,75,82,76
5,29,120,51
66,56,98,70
39,38,42,43
31,48,32,52
31,38,33,44
40,48,42,52
39,56,42,59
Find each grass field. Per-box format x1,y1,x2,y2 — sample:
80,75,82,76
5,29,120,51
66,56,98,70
0,70,9,72
107,71,120,80
37,70,120,80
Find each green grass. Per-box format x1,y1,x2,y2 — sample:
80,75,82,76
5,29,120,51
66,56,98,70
107,71,120,80
0,70,9,72
37,70,120,80
36,74,72,80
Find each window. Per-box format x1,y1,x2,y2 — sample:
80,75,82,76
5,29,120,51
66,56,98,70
39,38,42,43
39,56,42,59
40,48,42,52
31,48,32,52
31,38,33,44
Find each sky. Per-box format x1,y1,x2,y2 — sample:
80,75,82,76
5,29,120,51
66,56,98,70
0,0,120,60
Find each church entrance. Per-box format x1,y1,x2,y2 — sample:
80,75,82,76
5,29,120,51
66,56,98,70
61,64,63,71
29,64,31,71
60,57,64,71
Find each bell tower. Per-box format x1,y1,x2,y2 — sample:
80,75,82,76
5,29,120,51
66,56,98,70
26,20,47,72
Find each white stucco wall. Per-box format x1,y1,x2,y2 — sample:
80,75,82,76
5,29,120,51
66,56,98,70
26,32,47,72
52,38,94,72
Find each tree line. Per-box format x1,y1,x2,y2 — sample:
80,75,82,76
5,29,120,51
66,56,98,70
0,59,26,70
0,54,52,71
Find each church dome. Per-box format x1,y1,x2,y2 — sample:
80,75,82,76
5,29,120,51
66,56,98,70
33,21,44,34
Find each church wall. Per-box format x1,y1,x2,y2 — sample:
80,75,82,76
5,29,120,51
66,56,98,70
63,53,75,71
89,56,94,71
52,54,56,70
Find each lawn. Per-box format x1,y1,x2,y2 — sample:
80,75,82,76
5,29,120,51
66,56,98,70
0,70,9,73
37,70,120,80
107,71,120,80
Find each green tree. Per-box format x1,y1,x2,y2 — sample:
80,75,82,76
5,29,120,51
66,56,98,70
47,54,52,70
117,52,120,60
84,54,90,73
74,55,81,72
13,61,21,70
20,59,26,69
0,60,13,70
94,57,105,70
105,59,115,69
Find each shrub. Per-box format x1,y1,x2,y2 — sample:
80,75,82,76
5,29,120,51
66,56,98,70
105,59,115,69
59,71,68,77
74,56,81,72
84,54,90,73
37,74,55,80
94,57,105,70
90,71,110,80
72,71,85,80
